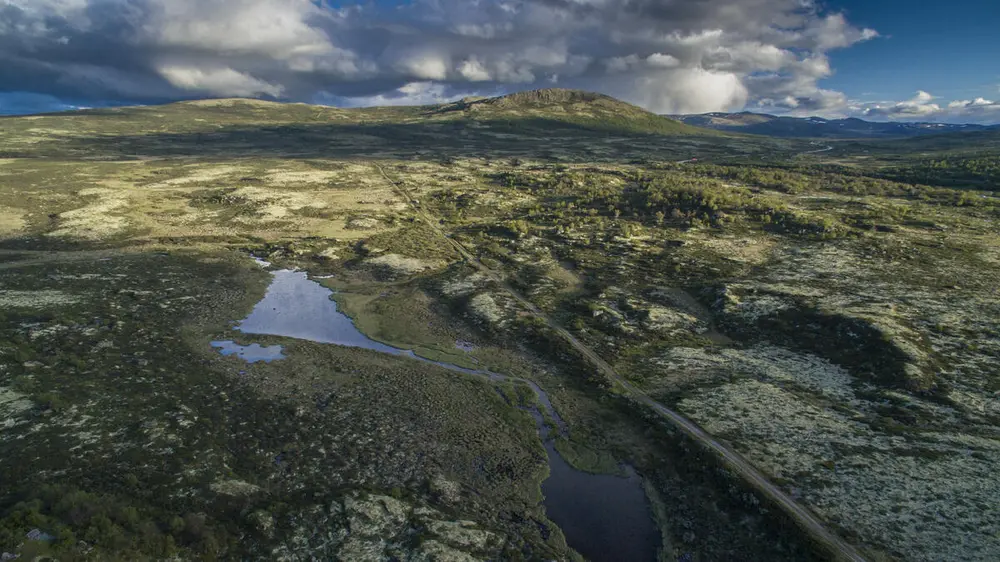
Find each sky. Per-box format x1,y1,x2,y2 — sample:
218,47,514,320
1,0,998,123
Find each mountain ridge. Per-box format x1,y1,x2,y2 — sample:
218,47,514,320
5,89,716,137
673,111,997,138
427,88,714,135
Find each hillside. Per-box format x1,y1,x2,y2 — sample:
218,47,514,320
674,111,994,139
0,91,779,163
427,88,715,135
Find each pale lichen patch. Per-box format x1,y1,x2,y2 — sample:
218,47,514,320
210,479,264,497
47,187,130,239
367,254,447,275
656,345,855,400
147,165,243,188
692,234,778,266
265,170,338,185
0,387,33,429
679,376,1000,562
467,293,508,327
0,290,81,308
0,208,26,235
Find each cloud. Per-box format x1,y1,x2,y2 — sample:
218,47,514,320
394,52,451,81
158,66,284,98
862,91,942,118
457,57,493,81
854,91,1000,124
322,82,469,108
646,53,681,68
948,97,995,108
609,67,748,114
0,0,880,115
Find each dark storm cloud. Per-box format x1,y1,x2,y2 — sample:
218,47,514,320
0,0,885,115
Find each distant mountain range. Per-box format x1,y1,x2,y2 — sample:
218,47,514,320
671,112,999,139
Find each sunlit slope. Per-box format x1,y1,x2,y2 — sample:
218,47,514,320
0,89,716,138
427,88,716,135
0,90,767,163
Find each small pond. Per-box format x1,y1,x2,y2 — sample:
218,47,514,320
214,265,659,561
210,341,285,363
542,439,659,561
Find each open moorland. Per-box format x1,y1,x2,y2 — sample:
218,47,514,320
1,89,997,561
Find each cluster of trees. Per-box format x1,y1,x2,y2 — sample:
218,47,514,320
0,485,232,559
880,156,999,191
489,168,848,238
481,159,999,245
692,162,996,209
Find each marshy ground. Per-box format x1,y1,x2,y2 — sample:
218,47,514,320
1,93,998,561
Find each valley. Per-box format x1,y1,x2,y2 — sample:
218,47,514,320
1,90,998,561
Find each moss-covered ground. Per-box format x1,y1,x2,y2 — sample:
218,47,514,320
1,94,997,561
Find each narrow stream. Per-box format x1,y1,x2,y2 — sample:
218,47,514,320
213,265,658,561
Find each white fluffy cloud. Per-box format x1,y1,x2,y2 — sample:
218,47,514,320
158,66,284,98
611,67,749,114
457,58,493,82
327,82,466,108
948,98,995,108
0,0,884,115
857,91,1000,123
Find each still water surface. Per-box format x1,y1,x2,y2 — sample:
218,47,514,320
214,267,659,561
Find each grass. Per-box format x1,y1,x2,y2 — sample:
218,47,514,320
328,281,483,370
553,437,622,475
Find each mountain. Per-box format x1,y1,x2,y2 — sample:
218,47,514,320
8,89,716,138
430,88,714,136
0,90,756,163
672,111,995,139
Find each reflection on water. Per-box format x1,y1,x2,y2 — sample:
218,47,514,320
542,440,658,562
214,265,659,561
237,270,403,353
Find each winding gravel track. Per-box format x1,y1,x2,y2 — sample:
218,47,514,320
374,162,868,562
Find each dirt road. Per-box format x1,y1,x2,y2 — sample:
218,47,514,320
374,162,868,562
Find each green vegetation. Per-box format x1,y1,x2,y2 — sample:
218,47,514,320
1,90,997,562
879,154,1000,191
439,88,716,136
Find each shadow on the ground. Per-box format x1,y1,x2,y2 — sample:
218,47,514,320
6,118,795,163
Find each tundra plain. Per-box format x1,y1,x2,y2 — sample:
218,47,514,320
1,91,998,561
